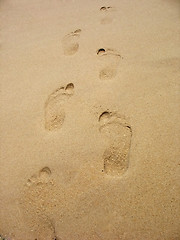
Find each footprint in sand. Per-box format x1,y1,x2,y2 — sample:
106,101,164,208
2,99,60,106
26,167,52,186
44,83,74,131
99,111,132,176
62,29,81,56
97,48,122,80
23,167,60,240
100,6,115,24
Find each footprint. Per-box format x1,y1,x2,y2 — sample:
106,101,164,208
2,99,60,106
99,111,132,176
39,167,52,183
22,167,59,240
26,167,52,186
100,6,114,24
44,83,74,131
97,48,122,80
62,29,81,56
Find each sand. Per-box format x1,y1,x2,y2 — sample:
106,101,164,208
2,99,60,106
0,0,180,239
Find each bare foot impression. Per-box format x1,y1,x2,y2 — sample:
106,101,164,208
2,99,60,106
97,48,122,80
23,168,59,239
44,83,74,131
62,29,81,56
100,6,115,24
99,111,132,176
26,167,52,186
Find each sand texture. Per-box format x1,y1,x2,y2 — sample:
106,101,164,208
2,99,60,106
0,0,180,239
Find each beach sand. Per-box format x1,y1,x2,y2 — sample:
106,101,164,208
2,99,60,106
0,0,180,239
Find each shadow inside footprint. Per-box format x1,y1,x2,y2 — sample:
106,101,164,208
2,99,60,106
62,29,81,56
97,48,122,80
99,111,132,176
44,83,74,131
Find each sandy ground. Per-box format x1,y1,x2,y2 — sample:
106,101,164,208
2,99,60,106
0,0,180,239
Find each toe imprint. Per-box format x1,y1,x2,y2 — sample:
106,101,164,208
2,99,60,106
99,111,132,176
62,29,81,56
44,83,74,131
39,167,51,183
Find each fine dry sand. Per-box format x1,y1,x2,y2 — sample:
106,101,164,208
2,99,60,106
0,0,180,239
